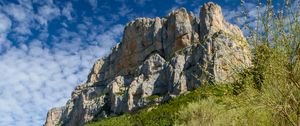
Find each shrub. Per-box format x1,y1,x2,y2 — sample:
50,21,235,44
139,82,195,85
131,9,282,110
176,0,300,125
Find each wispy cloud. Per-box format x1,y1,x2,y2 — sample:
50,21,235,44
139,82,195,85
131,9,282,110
89,0,98,10
62,2,74,20
0,13,11,43
118,4,133,17
175,0,186,5
134,0,151,6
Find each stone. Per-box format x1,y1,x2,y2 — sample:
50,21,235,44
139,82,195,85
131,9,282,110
44,2,252,126
200,2,245,40
44,107,64,126
162,7,200,58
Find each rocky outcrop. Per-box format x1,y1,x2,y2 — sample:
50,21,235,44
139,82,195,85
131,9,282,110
44,2,251,126
45,107,64,126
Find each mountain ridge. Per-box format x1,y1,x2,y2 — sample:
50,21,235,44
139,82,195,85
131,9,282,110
45,2,251,126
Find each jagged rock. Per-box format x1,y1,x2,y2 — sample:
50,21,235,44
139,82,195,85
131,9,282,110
44,107,64,126
45,2,252,126
199,2,245,40
162,7,199,58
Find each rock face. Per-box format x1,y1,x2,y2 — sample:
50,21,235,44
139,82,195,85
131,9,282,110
44,2,251,126
45,107,64,126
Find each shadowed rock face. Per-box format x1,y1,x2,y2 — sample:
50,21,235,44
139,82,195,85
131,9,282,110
45,2,252,126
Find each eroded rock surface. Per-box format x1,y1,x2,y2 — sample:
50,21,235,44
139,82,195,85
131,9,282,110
44,2,252,126
45,107,64,126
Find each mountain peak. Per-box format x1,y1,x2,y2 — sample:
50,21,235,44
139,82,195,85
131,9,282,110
200,2,245,39
45,2,251,126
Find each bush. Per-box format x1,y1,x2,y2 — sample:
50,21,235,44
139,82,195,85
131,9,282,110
176,0,300,125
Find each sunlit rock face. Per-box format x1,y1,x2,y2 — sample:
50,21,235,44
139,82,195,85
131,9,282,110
45,2,251,126
44,107,64,126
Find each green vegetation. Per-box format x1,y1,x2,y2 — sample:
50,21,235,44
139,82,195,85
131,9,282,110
115,86,127,96
86,84,233,126
145,94,161,101
176,0,300,125
115,91,124,96
87,0,300,126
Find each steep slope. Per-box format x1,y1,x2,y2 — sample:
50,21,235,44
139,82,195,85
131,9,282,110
45,2,251,126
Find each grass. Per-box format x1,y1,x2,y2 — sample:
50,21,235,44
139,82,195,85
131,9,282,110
86,84,233,126
86,0,300,126
176,0,300,125
145,94,161,101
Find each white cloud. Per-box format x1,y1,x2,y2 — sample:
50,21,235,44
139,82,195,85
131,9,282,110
0,0,61,37
0,1,124,126
2,3,34,36
0,13,11,33
175,0,186,5
220,2,268,35
118,4,133,17
15,24,33,35
96,24,124,47
37,4,61,25
0,23,123,126
89,0,98,9
4,4,27,22
134,0,151,6
0,13,11,43
62,2,74,20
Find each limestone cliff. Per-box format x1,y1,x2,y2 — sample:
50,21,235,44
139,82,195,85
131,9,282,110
44,2,251,126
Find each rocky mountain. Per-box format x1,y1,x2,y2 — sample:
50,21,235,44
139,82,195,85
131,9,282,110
45,2,251,126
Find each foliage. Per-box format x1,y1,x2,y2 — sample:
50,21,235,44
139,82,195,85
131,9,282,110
145,94,161,101
176,0,300,125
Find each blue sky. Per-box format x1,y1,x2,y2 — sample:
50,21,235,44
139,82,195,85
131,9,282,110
0,0,290,126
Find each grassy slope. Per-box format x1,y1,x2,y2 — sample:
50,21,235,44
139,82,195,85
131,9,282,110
86,84,234,126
